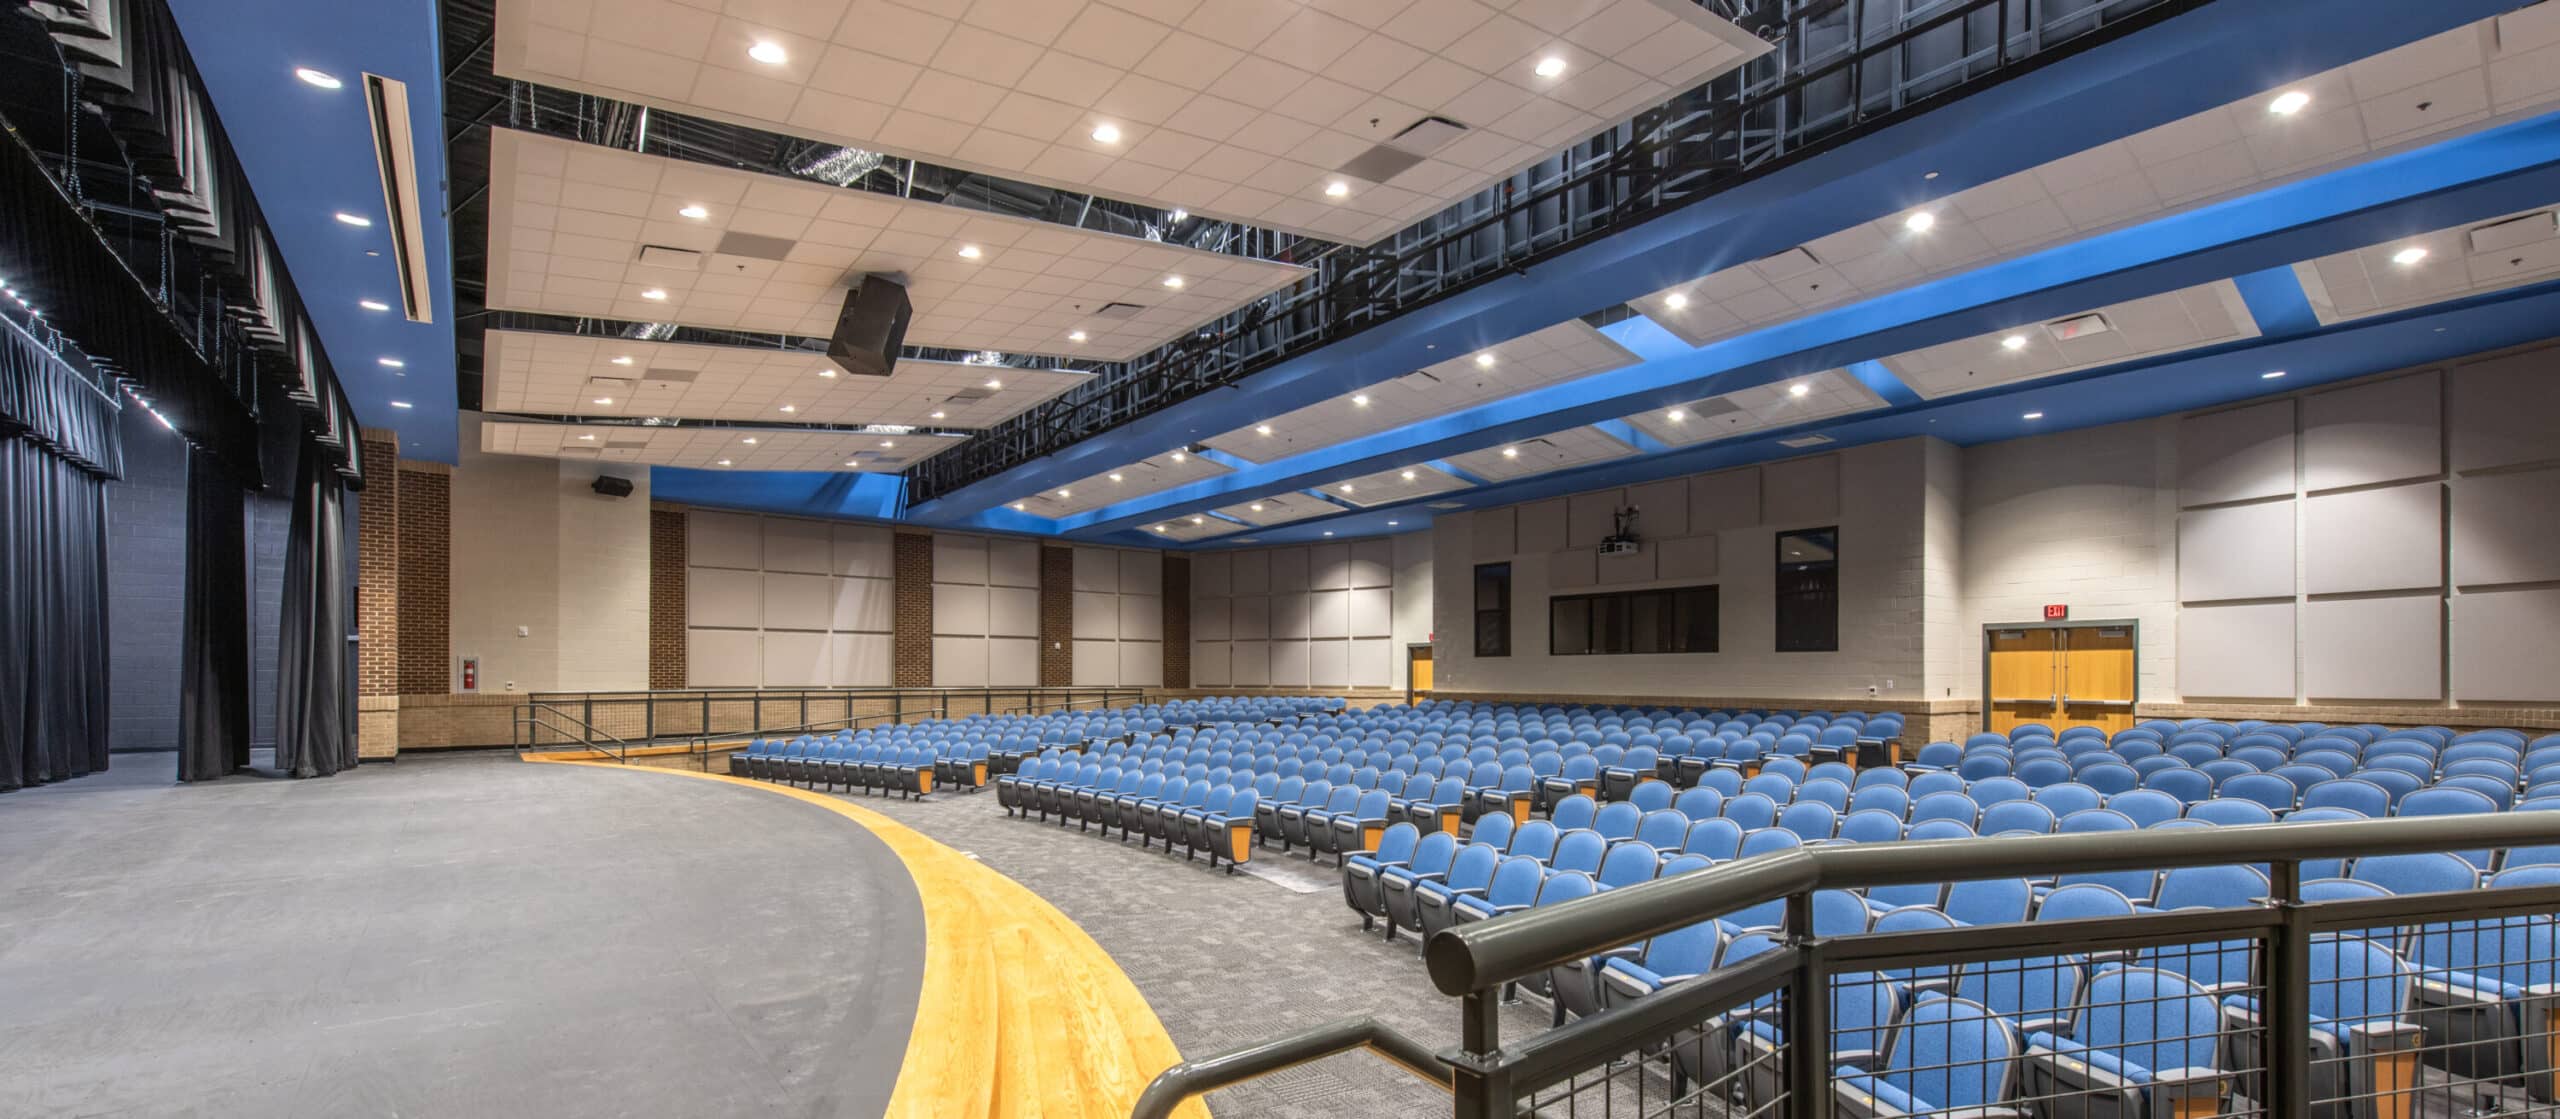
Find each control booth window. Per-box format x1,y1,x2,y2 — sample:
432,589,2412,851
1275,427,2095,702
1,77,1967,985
1775,527,1840,653
1474,562,1512,658
1550,585,1719,656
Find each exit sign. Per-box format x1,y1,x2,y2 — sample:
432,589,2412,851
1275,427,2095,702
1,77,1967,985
2043,604,2069,621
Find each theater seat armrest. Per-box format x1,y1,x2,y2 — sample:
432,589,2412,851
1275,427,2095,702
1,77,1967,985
2346,1020,2424,1055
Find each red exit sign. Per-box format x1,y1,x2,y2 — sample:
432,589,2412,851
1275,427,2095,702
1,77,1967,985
2043,604,2069,621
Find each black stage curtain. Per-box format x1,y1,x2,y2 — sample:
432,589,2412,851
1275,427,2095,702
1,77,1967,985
273,438,352,778
178,448,250,782
0,325,118,791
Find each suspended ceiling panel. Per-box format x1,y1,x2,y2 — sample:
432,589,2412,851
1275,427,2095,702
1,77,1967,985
1623,368,1887,447
1212,491,1342,527
1143,513,1247,542
1201,319,1639,463
1631,15,2560,348
1323,463,1474,508
491,0,1768,245
481,420,966,470
484,127,1307,361
2294,204,2560,324
1007,449,1232,517
1444,425,1637,483
1876,282,2261,400
481,329,1090,427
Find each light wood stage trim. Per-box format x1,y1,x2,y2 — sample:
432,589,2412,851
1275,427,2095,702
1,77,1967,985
533,759,1210,1119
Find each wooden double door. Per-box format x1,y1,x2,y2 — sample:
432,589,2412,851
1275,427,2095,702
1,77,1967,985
1986,623,2136,736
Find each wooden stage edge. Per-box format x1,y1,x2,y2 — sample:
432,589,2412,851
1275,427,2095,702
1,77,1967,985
532,759,1211,1119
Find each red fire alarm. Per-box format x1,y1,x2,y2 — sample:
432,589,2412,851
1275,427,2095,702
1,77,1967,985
2043,604,2069,621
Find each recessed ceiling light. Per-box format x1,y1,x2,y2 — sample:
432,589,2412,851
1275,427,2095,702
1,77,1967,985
640,288,668,300
742,437,759,445
1250,502,1265,511
880,440,895,448
610,356,634,366
817,367,837,378
1789,382,1810,397
1153,525,1167,532
1474,353,1495,369
294,67,341,89
1924,171,1941,180
2261,370,2287,380
1324,181,1350,198
1339,483,1355,492
984,379,1002,390
1534,56,1567,78
1352,393,1370,406
929,410,946,419
1386,520,1398,526
1255,424,1273,435
1091,122,1122,144
717,459,732,466
2269,90,2312,115
359,299,390,312
580,434,596,441
1663,292,1689,310
1904,211,1937,233
1109,472,1124,482
747,41,788,65
1058,489,1072,498
2001,334,2028,351
1400,470,1416,481
1501,446,1519,458
594,397,614,405
2392,246,2430,266
334,212,371,227
377,357,404,368
679,204,709,220
1012,502,1026,511
1162,275,1185,289
1190,516,1204,524
1170,452,1186,462
1323,530,1335,537
2023,411,2045,420
388,400,413,409
957,244,982,259
778,404,796,413
846,460,860,467
1068,330,1087,342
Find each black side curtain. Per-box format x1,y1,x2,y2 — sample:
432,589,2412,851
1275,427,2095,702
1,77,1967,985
178,448,249,782
0,324,118,792
273,437,353,779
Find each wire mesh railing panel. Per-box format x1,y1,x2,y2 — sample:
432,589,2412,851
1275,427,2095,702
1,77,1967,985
1516,976,1791,1119
2307,895,2560,1119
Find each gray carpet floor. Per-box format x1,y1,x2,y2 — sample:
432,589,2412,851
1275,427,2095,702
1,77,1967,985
838,784,1568,1119
0,753,926,1119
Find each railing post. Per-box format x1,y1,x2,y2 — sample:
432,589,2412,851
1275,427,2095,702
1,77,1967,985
2265,858,2312,1119
1784,890,1833,1119
1448,987,1511,1119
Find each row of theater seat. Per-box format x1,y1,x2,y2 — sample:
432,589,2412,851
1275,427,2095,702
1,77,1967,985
727,696,1346,791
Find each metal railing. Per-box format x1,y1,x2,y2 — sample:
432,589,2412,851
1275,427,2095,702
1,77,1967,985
511,702,634,763
515,687,1150,750
1150,810,2560,1118
681,707,946,771
1132,1017,1454,1119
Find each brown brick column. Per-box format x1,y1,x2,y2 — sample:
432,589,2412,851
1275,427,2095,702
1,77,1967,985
1040,545,1073,686
649,505,688,688
1162,554,1190,689
355,431,400,698
395,463,450,695
893,530,934,687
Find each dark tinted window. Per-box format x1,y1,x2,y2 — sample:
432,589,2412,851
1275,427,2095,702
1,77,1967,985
1775,527,1839,653
1474,563,1512,657
1550,585,1719,655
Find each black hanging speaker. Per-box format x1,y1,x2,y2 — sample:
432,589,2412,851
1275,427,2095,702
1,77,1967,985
591,474,634,498
828,275,913,377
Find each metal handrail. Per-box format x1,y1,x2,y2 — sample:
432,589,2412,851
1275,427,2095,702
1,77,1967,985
997,694,1132,716
1427,810,2560,995
1129,1018,1453,1119
684,706,950,767
512,702,635,763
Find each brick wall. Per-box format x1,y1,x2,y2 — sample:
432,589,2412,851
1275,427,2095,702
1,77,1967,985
893,530,934,687
396,463,450,695
649,505,687,689
1040,545,1073,686
1162,555,1190,689
356,431,400,698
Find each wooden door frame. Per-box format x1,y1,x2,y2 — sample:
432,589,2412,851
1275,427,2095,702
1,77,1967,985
1405,643,1435,706
1981,619,2142,729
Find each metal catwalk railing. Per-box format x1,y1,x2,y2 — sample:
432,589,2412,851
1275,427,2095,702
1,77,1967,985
1139,811,2560,1119
514,687,1150,750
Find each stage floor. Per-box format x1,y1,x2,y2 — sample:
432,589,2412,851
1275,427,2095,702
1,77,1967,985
0,751,925,1118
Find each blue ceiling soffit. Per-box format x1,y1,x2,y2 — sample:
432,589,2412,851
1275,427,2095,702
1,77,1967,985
169,0,459,462
906,0,2523,521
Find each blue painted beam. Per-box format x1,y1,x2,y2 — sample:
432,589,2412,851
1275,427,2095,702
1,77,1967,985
2233,267,2326,338
909,0,2519,520
1035,113,2560,535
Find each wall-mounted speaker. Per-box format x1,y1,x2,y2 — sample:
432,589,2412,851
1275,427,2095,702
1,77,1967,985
591,475,634,498
828,274,913,377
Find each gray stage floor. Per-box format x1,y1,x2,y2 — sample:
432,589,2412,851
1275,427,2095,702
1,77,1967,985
0,753,925,1119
